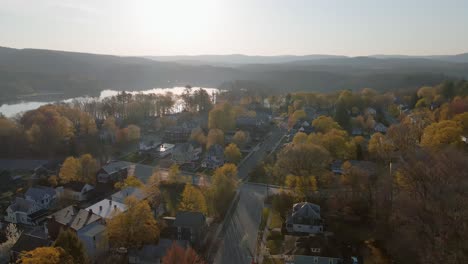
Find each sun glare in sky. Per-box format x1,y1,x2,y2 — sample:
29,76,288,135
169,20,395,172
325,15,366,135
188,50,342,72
1,0,468,55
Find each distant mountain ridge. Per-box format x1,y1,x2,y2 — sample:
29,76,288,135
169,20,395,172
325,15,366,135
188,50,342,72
0,46,467,102
147,53,468,65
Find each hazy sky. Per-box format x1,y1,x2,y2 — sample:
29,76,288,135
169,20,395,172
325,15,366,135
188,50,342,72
1,0,468,56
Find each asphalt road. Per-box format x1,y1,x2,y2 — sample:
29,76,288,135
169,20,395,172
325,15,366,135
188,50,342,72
213,127,285,264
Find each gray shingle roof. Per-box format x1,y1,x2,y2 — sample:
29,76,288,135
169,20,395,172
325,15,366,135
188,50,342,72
50,205,101,231
11,234,51,254
9,197,37,213
111,187,148,203
101,161,155,183
174,211,206,229
25,186,56,201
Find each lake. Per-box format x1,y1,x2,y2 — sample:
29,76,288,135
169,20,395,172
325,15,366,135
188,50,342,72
0,87,218,117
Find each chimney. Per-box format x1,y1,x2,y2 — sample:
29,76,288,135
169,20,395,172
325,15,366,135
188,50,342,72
109,200,112,206
88,209,93,215
114,205,117,210
99,205,103,211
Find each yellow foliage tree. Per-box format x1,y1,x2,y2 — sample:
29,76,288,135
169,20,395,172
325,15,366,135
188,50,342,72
292,132,308,145
312,116,341,133
127,124,141,141
18,247,73,264
224,143,242,164
178,184,208,214
107,197,160,248
368,133,394,161
206,129,224,149
59,157,81,184
114,175,144,190
421,120,463,148
79,154,98,184
190,127,207,146
232,130,247,148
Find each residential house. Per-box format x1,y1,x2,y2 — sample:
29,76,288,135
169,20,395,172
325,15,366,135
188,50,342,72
374,122,388,133
351,127,363,136
10,233,51,262
78,223,109,259
172,142,202,165
128,239,188,264
24,186,57,209
156,143,175,158
365,107,377,116
85,199,127,221
4,197,44,225
46,205,108,258
285,202,323,234
201,144,224,169
47,205,101,239
111,187,148,204
163,126,191,143
236,116,263,131
139,140,162,155
97,161,155,183
32,160,62,179
56,181,94,201
173,211,207,248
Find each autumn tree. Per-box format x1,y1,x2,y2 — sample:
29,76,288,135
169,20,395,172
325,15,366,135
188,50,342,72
285,175,317,200
224,143,242,164
420,120,462,148
392,149,468,263
368,133,394,162
190,127,207,146
232,130,248,148
292,132,308,145
308,129,356,160
59,154,98,184
79,113,97,135
18,247,73,264
208,164,238,217
178,184,208,214
53,229,87,264
126,124,141,141
208,103,235,131
144,171,162,207
312,116,341,133
288,109,307,128
107,197,159,248
59,157,81,183
206,128,224,149
114,175,144,190
277,143,331,177
79,154,98,184
162,242,206,264
168,164,180,183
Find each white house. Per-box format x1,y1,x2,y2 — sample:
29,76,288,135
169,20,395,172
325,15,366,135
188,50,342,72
57,182,94,201
24,186,57,209
4,197,42,225
285,202,323,234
